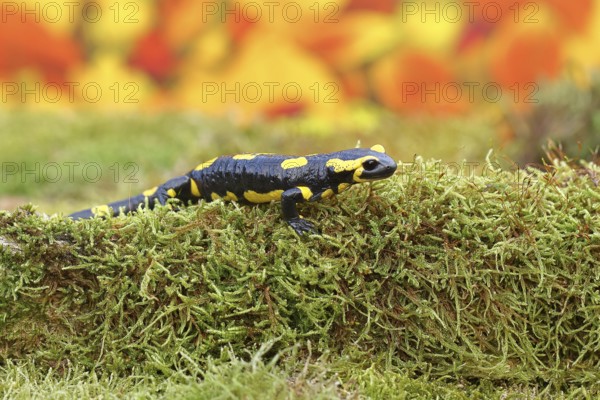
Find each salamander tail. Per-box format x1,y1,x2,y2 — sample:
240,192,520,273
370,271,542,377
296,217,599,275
69,194,147,220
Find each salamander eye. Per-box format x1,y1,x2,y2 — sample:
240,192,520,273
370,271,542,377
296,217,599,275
362,159,379,171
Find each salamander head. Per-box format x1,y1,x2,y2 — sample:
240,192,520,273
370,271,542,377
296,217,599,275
326,144,397,183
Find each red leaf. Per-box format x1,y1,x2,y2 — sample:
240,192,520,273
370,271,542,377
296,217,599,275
128,29,177,82
0,10,81,82
491,31,561,88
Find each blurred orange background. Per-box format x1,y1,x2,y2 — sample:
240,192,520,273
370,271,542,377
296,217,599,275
0,0,597,123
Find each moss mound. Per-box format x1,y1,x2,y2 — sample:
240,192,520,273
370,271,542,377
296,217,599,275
1,157,600,395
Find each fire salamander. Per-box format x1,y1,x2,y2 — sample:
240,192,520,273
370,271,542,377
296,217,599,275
70,145,397,235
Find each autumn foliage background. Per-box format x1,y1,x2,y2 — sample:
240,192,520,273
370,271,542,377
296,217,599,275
1,0,597,126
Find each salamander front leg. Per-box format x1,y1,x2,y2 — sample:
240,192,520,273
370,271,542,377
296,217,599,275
281,187,317,235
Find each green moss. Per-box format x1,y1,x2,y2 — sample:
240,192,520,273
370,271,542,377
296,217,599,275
0,346,549,400
2,155,600,398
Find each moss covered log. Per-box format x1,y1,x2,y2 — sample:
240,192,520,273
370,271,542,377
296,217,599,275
1,157,600,396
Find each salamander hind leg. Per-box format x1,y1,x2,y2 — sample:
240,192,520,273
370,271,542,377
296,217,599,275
151,175,195,209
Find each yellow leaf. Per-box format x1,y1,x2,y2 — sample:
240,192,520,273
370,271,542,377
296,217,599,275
84,0,155,49
68,52,155,110
176,28,344,123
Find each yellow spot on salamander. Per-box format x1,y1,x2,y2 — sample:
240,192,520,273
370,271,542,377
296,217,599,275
370,144,386,153
321,189,334,199
353,170,369,183
297,186,312,201
195,157,217,171
326,156,384,183
91,204,111,217
326,158,359,173
244,189,284,203
232,153,272,160
211,191,239,201
224,191,238,201
143,186,158,197
338,183,350,193
190,180,201,197
281,157,308,169
326,156,376,173
233,154,257,160
167,189,177,198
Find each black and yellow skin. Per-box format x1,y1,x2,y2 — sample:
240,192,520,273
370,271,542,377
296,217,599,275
70,145,397,235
